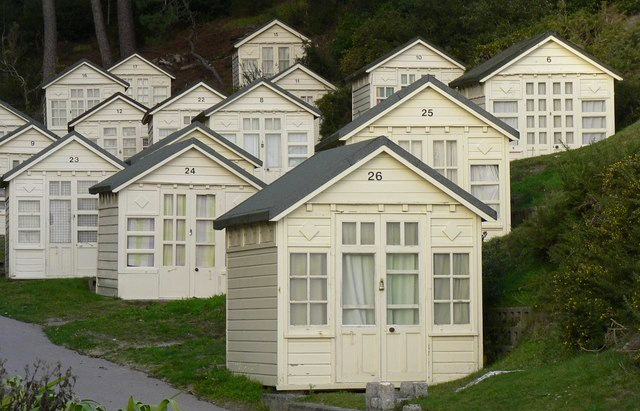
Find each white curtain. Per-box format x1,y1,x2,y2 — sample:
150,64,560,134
243,134,260,158
195,245,214,267
582,100,605,112
266,134,282,168
582,117,606,129
405,222,418,246
386,222,401,245
278,47,290,70
360,223,375,245
386,254,419,325
342,254,375,325
342,222,356,244
434,253,451,325
163,194,173,216
262,47,274,75
470,164,499,206
127,218,154,231
433,141,444,167
493,101,518,113
196,195,215,218
582,133,605,144
566,115,574,127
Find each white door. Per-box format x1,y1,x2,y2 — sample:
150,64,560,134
336,215,426,383
48,197,72,276
159,192,216,298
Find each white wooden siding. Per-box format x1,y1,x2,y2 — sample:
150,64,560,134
351,83,371,120
499,40,603,76
286,339,333,386
96,193,119,297
109,55,172,106
0,108,28,136
272,68,334,106
430,336,480,383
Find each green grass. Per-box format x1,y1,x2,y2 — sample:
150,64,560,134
0,277,267,409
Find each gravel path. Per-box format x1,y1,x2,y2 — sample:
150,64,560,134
0,315,228,411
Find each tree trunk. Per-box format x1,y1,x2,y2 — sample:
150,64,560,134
117,0,136,58
91,0,112,66
41,0,57,81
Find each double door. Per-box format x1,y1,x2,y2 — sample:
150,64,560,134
336,215,427,383
158,192,216,298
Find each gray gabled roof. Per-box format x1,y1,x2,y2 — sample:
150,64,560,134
316,74,519,151
142,81,226,124
450,32,623,88
108,52,176,80
347,36,465,81
90,137,266,194
0,99,34,123
67,92,148,130
0,120,59,146
1,131,125,184
214,136,497,230
42,58,130,90
194,78,321,121
233,18,310,48
125,121,262,167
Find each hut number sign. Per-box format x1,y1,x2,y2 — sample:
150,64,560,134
367,171,382,181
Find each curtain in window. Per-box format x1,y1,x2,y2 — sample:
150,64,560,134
386,254,419,325
127,254,154,267
196,195,215,218
266,134,282,168
243,134,260,157
127,218,154,231
342,222,356,244
433,254,450,325
582,117,606,129
582,100,605,112
582,133,605,144
195,245,214,267
493,101,518,113
278,47,290,70
342,254,375,325
433,141,444,167
386,222,401,245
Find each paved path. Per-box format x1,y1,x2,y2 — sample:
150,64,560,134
0,315,227,411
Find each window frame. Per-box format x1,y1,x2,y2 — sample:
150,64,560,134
431,250,474,331
288,251,329,329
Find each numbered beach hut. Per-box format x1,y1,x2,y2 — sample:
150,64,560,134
270,63,336,107
1,132,125,279
215,136,496,389
67,92,148,161
0,99,33,137
108,52,175,107
89,126,266,300
317,75,518,239
0,121,59,235
142,81,226,145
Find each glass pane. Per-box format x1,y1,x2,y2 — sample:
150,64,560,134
405,223,418,246
342,222,356,244
290,279,307,301
196,195,215,218
434,278,450,300
243,134,260,157
434,303,450,325
453,278,470,299
290,304,307,326
78,231,97,243
176,245,185,266
310,278,327,300
195,245,214,267
127,254,154,267
387,253,418,270
163,220,173,240
309,254,327,276
361,222,375,245
433,254,450,276
127,218,154,231
290,253,307,276
163,244,173,266
388,308,419,325
50,199,71,243
18,215,39,228
77,181,97,194
433,141,444,167
266,134,282,168
310,303,327,325
453,253,469,275
77,198,98,211
386,222,401,245
77,215,98,227
127,235,154,249
176,220,186,241
453,303,470,324
342,254,375,325
163,194,173,216
18,231,40,243
19,200,40,213
196,220,215,243
177,195,186,216
387,274,418,304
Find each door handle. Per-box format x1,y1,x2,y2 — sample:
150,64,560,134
189,228,193,236
389,327,395,333
195,267,199,272
378,279,385,291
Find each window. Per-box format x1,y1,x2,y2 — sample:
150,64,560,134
18,200,40,244
123,138,137,160
581,100,606,144
77,181,98,243
400,73,416,89
12,160,20,169
103,127,118,156
554,116,562,128
386,221,419,325
123,78,133,97
162,194,186,267
242,117,260,158
433,253,470,325
565,99,573,111
341,221,376,325
195,195,216,268
278,47,290,71
289,253,328,326
566,116,574,127
539,132,547,144
142,137,150,149
127,217,155,267
553,82,561,95
241,59,259,78
526,99,534,111
539,115,547,128
554,132,562,144
566,132,574,145
527,116,535,128
49,181,72,243
300,95,314,104
70,89,85,119
527,132,535,145
470,165,499,216
158,128,177,138
582,100,606,112
220,133,236,144
553,99,561,111
375,87,394,105
537,82,546,95
565,82,573,94
433,140,457,183
538,99,546,111
262,47,274,76
183,115,194,125
87,89,100,109
525,82,534,95
398,140,423,160
494,101,518,129
153,86,168,105
137,78,149,104
287,133,308,167
582,133,605,144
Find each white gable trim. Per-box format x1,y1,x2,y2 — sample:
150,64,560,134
147,82,226,116
339,82,517,142
270,145,495,222
271,64,337,90
234,19,310,48
0,103,31,122
2,135,124,182
42,61,129,90
480,35,623,83
111,144,264,193
108,53,176,79
367,39,465,73
68,95,147,127
0,125,57,148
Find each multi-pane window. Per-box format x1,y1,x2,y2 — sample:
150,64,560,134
386,221,419,326
265,118,282,168
17,200,40,244
278,47,290,72
300,95,314,104
87,89,100,109
70,89,85,119
523,80,576,148
158,128,177,138
433,253,470,325
493,101,518,129
126,217,155,267
287,133,308,167
195,194,216,268
398,140,423,160
183,115,195,125
137,79,149,105
262,47,274,77
122,127,137,159
289,253,328,326
470,164,500,217
400,73,416,89
342,221,376,325
51,101,67,127
581,100,606,144
49,181,72,244
375,87,394,105
162,194,186,267
123,78,134,97
103,127,118,156
433,140,458,183
242,117,260,158
77,181,98,243
152,86,168,105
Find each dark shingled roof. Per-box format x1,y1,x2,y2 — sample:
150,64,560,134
193,78,320,121
450,32,623,88
67,92,147,131
316,74,519,151
1,131,125,185
0,99,35,123
89,137,266,194
124,121,262,167
142,81,226,124
346,37,465,81
42,58,129,90
0,121,59,145
214,136,497,230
